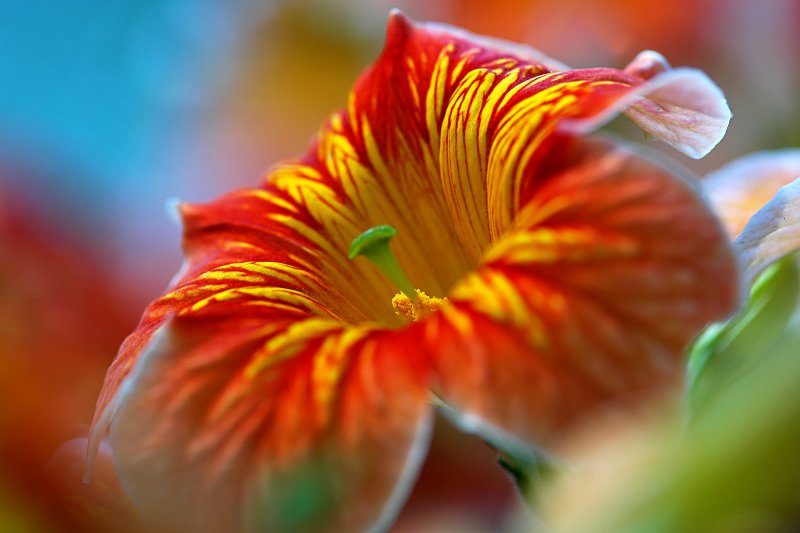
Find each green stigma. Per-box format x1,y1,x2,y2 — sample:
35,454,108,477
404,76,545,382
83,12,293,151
349,224,417,300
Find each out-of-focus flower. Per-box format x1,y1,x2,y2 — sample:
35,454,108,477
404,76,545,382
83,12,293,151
0,177,134,531
733,177,800,287
704,150,800,240
88,12,737,533
704,150,800,282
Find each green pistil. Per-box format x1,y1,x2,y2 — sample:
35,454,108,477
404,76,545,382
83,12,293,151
348,224,417,300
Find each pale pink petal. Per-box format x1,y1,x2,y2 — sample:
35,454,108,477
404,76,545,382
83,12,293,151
622,68,731,159
734,177,800,286
704,149,800,238
564,66,731,160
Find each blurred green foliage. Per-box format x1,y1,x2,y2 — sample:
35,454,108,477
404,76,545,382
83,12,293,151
688,253,799,413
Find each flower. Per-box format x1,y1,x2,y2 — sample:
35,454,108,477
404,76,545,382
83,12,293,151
703,149,800,285
89,11,738,532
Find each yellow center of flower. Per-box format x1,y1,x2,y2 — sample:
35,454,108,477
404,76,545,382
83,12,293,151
349,225,447,322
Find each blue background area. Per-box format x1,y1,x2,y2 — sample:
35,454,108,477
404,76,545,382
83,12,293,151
0,0,254,302
0,0,241,181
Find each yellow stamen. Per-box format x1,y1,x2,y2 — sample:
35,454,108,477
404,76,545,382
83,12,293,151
392,290,447,322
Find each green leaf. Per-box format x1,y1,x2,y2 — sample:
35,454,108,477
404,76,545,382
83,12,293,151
687,252,799,413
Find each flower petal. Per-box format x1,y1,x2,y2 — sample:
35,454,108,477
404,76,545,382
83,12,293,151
108,313,431,533
734,177,800,287
429,135,738,447
703,149,800,238
440,66,635,257
90,191,319,437
621,68,731,159
437,55,728,255
563,52,731,159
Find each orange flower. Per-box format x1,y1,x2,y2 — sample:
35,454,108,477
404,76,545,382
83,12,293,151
89,12,737,532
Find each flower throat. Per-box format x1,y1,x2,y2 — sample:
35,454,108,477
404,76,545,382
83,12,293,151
349,224,447,323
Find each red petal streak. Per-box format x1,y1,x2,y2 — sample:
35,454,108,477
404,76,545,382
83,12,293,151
109,315,431,533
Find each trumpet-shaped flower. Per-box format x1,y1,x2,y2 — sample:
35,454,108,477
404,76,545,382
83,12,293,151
89,12,738,532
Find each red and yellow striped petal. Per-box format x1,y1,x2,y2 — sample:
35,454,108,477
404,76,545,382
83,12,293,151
429,135,738,446
107,311,431,532
91,188,342,443
440,66,636,251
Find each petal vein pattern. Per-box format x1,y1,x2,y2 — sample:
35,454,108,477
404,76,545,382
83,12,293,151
433,136,737,445
110,316,431,533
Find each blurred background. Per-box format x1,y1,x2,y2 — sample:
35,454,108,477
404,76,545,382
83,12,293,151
1,0,798,531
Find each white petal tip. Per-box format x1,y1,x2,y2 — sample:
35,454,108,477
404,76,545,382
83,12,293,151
624,68,731,159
